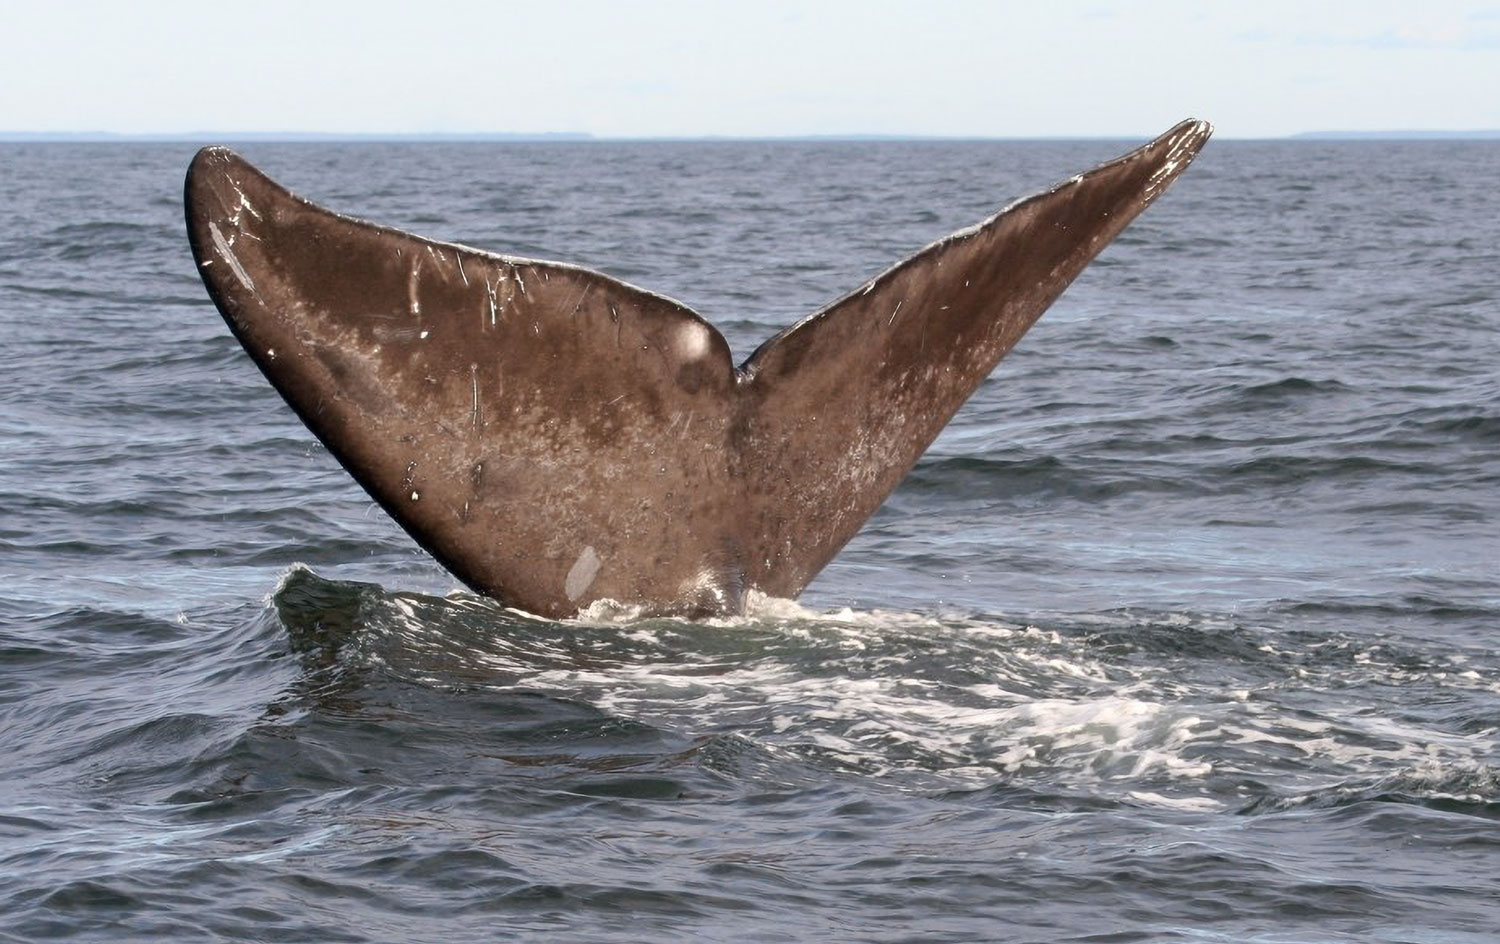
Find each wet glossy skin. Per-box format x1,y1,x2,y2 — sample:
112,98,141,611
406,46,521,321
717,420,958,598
185,120,1212,618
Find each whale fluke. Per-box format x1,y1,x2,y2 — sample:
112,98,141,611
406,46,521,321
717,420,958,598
186,119,1212,618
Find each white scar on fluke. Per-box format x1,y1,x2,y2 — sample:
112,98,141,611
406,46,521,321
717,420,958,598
565,546,603,602
185,119,1212,619
206,221,255,293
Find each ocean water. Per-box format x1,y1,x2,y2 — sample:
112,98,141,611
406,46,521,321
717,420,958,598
1,136,1497,942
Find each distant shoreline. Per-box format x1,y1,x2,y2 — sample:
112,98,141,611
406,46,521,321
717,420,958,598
1290,130,1500,140
3,130,1499,143
0,131,596,143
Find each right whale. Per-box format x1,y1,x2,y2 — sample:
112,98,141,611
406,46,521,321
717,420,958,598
185,119,1213,619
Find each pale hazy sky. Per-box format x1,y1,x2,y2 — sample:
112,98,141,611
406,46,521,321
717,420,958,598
3,0,1498,138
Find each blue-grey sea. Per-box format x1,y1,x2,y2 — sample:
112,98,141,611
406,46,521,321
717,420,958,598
2,136,1498,943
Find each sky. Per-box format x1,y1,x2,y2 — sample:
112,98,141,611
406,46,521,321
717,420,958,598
2,0,1498,138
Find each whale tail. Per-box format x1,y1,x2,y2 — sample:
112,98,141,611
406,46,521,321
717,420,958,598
186,119,1212,618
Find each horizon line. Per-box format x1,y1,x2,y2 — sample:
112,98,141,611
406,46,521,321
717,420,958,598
3,129,1499,143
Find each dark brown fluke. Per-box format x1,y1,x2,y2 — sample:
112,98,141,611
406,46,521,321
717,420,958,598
185,119,1212,618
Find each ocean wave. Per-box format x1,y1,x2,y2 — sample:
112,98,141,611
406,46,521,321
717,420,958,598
1240,764,1500,819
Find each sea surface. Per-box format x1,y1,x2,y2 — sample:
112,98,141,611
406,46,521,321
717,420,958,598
1,135,1498,943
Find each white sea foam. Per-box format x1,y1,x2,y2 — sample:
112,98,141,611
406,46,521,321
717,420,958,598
319,574,1500,801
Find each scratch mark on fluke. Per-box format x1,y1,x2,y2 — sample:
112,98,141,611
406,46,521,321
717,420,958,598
183,119,1213,619
207,221,254,292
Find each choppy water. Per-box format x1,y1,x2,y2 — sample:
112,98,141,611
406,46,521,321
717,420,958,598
2,137,1498,942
